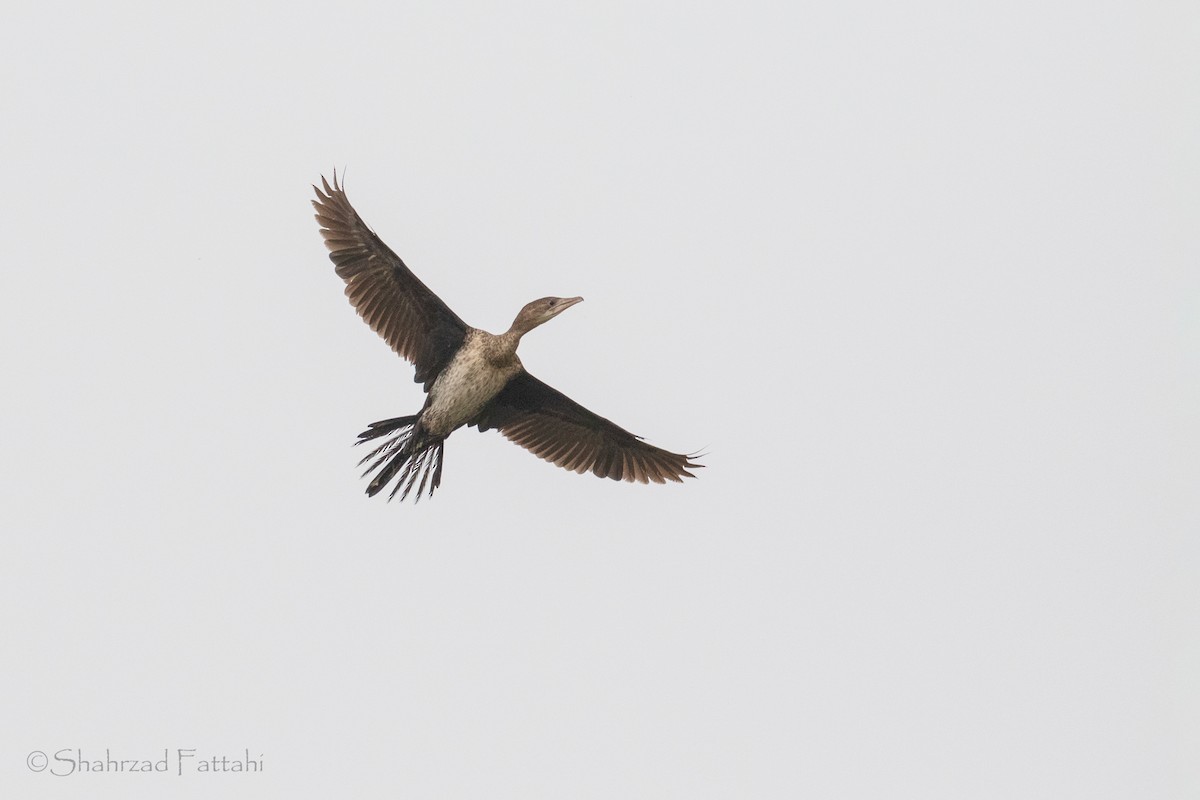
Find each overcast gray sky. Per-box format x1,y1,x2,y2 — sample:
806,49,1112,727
2,1,1197,797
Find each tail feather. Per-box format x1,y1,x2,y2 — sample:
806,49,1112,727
354,415,446,502
357,415,419,442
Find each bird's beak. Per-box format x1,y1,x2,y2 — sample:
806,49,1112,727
547,296,583,320
540,296,583,325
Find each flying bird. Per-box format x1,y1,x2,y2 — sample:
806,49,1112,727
313,173,701,501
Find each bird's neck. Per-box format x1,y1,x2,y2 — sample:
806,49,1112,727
477,327,524,362
502,319,534,340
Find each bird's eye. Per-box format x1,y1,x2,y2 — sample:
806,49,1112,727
547,300,555,307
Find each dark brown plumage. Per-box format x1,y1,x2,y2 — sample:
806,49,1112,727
313,172,701,501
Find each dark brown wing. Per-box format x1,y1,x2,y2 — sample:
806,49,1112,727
473,371,701,484
313,173,468,390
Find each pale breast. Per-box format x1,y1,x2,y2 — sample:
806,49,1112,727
421,330,521,435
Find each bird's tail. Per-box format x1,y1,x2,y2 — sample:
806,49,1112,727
355,415,446,502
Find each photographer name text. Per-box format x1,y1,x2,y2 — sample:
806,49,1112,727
27,748,263,777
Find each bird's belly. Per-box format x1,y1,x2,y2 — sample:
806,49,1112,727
421,353,517,436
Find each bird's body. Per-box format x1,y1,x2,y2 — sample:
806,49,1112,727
312,173,700,501
422,329,523,436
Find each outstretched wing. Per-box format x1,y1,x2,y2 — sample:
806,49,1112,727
313,173,468,390
474,371,702,483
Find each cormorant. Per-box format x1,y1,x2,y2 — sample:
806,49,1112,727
313,173,701,501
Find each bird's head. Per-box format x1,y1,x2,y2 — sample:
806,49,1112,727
510,296,584,335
